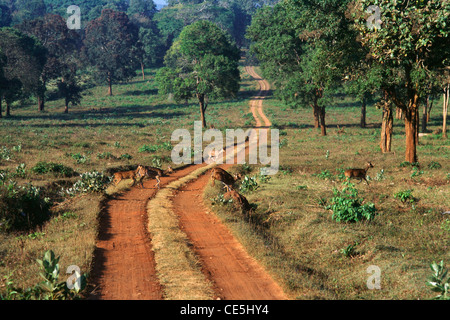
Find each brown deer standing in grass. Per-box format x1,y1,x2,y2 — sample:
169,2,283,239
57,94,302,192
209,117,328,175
113,165,147,188
223,185,252,213
210,167,242,189
344,162,374,185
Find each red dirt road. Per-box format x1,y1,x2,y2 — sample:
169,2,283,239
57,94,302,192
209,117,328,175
89,66,287,300
172,170,287,300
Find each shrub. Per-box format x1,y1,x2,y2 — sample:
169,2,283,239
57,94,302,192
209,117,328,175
394,189,415,203
0,181,52,232
427,161,442,170
31,162,76,177
326,181,377,223
64,171,112,195
239,176,259,193
0,250,86,300
426,261,449,300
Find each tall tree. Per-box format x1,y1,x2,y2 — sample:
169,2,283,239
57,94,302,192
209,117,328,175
353,0,450,163
0,27,46,117
156,20,240,128
83,9,140,96
18,14,80,112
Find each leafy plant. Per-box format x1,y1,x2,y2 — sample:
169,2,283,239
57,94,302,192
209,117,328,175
31,162,75,177
239,175,259,193
340,242,359,258
314,169,333,180
0,250,86,300
427,161,442,170
69,153,89,164
394,189,415,204
426,261,449,300
411,166,424,178
0,182,52,232
326,181,377,223
65,171,112,195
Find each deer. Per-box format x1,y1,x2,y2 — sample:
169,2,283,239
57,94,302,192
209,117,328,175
344,162,374,185
113,165,147,188
210,167,242,189
223,185,252,213
141,166,164,189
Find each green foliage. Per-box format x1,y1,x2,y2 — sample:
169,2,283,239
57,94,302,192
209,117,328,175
69,153,90,164
340,242,359,258
239,175,259,193
156,20,240,127
426,261,450,300
65,171,112,195
427,161,442,170
394,189,415,204
326,181,377,223
0,250,86,300
31,162,76,177
411,166,424,178
0,181,52,232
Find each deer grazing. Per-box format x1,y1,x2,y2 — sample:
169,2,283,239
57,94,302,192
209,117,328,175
210,167,242,188
223,186,252,213
113,165,147,188
344,162,374,185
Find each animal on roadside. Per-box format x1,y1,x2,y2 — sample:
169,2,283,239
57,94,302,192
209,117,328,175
208,148,224,162
113,165,147,188
223,186,252,213
141,166,164,189
344,162,374,185
210,167,242,188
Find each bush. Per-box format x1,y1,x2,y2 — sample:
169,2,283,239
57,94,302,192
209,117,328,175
239,175,259,193
426,261,449,300
1,250,86,300
66,171,112,195
326,181,377,223
0,181,52,232
394,189,415,203
31,162,76,177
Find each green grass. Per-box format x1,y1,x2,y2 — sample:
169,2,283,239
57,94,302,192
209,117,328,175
0,67,254,297
204,87,450,300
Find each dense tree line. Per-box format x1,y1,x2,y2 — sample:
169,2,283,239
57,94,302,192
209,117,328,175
0,0,448,164
0,0,265,116
247,0,450,163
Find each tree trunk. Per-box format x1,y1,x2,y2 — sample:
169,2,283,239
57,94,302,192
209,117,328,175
380,98,393,153
361,97,366,128
64,97,69,114
443,84,449,139
396,107,403,120
198,93,207,128
6,101,11,117
312,104,319,128
38,96,45,112
427,97,433,123
107,73,113,96
422,100,428,133
404,95,419,163
141,62,145,80
415,104,420,145
319,106,326,136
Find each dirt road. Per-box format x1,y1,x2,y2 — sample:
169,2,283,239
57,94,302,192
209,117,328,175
90,66,287,300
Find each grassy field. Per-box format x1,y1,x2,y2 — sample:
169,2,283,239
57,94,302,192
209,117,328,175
0,66,254,297
205,75,450,300
1,63,448,300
